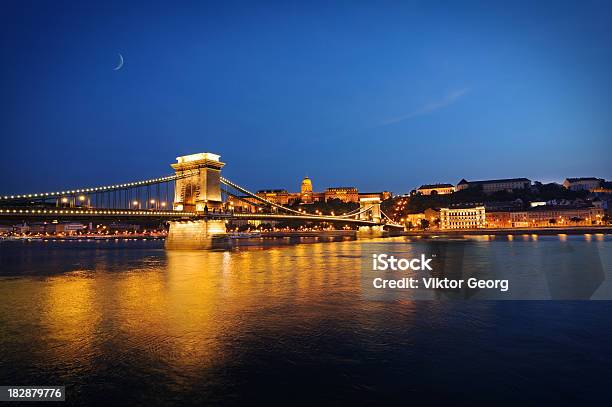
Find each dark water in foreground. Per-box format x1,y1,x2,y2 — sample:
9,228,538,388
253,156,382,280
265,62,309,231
0,236,611,405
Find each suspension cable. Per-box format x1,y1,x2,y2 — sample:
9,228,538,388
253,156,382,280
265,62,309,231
221,177,376,219
380,208,404,227
0,173,193,202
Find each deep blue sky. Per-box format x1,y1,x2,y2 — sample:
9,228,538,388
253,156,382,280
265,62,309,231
1,1,610,195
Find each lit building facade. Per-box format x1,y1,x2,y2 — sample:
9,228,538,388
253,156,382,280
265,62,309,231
20,222,86,235
244,177,391,207
440,206,486,229
256,189,291,205
324,187,359,203
404,208,441,227
417,183,455,195
486,207,605,227
510,207,603,227
404,213,426,227
592,181,612,194
563,177,603,192
456,178,531,194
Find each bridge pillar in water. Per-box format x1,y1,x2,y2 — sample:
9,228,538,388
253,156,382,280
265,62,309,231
166,153,229,250
356,225,387,239
165,219,230,250
356,197,387,238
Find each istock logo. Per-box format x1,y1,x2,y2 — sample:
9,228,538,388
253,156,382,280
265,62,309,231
372,253,433,271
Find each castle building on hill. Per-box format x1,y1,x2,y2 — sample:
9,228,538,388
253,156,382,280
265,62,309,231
227,176,391,212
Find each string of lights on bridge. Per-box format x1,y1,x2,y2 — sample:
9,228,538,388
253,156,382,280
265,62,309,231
0,175,187,201
0,208,190,217
0,170,402,227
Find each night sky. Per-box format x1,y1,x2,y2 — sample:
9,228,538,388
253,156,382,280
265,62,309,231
1,1,610,195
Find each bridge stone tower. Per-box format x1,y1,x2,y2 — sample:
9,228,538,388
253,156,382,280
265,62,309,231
358,197,381,223
357,196,386,238
171,153,225,213
165,152,230,250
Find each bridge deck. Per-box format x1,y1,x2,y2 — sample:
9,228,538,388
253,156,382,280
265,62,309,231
0,207,193,219
0,207,401,227
230,212,381,225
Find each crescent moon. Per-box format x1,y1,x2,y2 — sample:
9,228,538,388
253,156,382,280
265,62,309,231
113,54,124,71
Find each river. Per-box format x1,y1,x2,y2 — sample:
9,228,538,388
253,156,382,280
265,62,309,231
0,235,611,404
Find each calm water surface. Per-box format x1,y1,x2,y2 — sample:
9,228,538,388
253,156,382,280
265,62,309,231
0,236,611,405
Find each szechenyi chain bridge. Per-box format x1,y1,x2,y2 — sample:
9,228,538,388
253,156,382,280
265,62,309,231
0,152,402,248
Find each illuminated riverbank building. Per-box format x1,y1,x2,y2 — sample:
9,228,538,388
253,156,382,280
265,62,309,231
228,176,391,212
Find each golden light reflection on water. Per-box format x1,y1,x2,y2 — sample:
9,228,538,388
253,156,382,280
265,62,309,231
1,235,609,379
38,271,99,365
1,239,405,375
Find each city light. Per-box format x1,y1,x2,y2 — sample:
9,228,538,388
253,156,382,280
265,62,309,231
0,159,607,233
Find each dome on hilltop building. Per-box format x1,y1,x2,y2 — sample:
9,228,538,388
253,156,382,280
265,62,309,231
301,176,313,194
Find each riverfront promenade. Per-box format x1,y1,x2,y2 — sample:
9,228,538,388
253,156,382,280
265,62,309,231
402,226,612,237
